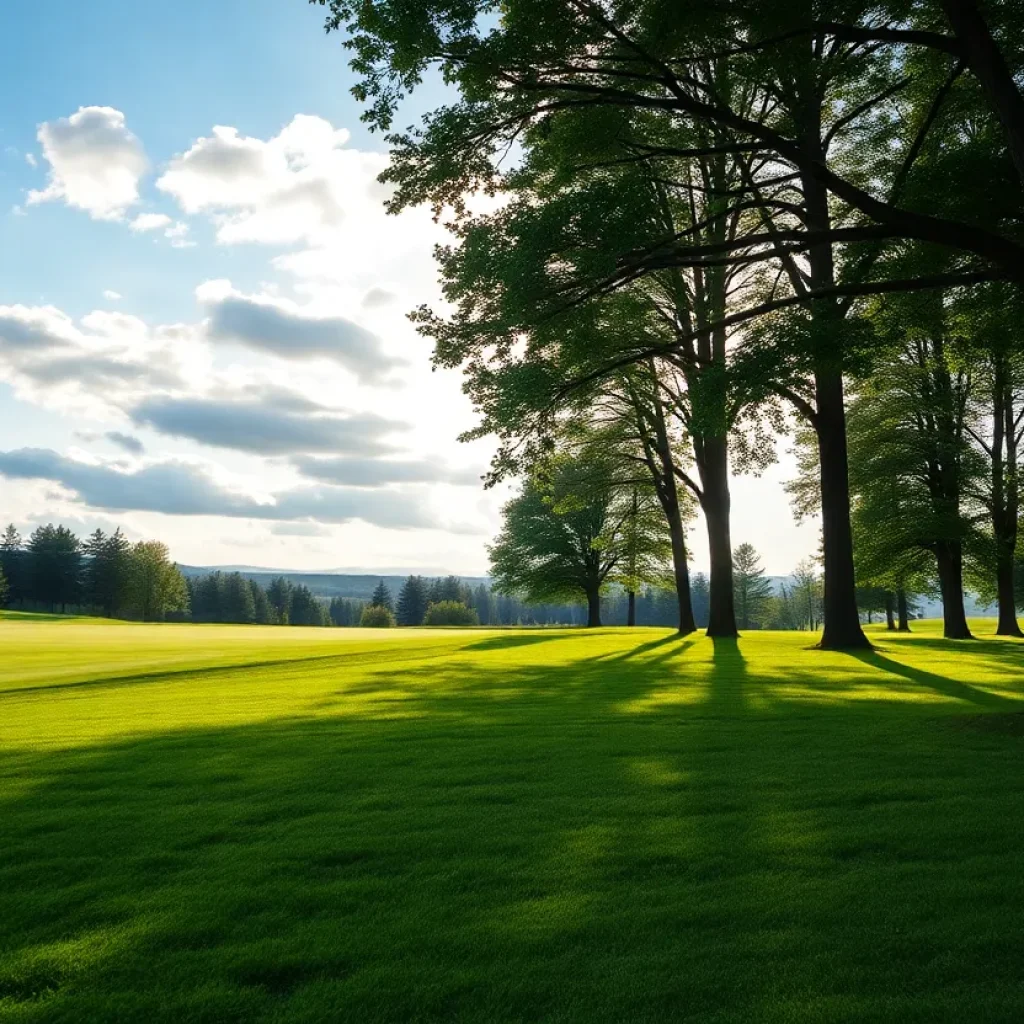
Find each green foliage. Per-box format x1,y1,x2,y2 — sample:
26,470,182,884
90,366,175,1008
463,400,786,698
396,575,429,626
360,603,396,628
289,585,329,627
370,579,393,612
732,543,774,631
124,542,189,622
423,601,479,626
267,577,293,625
27,524,82,611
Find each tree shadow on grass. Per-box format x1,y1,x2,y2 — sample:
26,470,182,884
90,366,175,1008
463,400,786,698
846,649,1018,709
5,633,1024,1021
463,632,580,652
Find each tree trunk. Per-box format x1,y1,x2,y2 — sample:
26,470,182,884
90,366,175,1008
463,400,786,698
940,0,1024,189
885,591,896,631
935,543,974,639
990,363,1023,637
667,509,697,635
627,589,636,627
815,367,871,649
897,589,911,632
995,547,1023,637
586,589,602,628
700,438,738,637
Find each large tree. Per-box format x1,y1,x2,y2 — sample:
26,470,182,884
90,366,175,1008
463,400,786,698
396,575,429,626
490,455,663,626
28,524,81,612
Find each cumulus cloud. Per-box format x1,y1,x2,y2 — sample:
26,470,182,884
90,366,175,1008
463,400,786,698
130,212,171,232
0,448,439,529
197,280,397,382
103,290,122,301
292,454,481,488
105,431,145,455
131,394,404,456
28,106,147,221
156,115,386,246
362,287,396,309
0,302,203,417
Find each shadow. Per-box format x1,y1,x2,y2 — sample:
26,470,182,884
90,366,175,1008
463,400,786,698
463,632,577,652
847,649,1018,709
4,631,1024,1020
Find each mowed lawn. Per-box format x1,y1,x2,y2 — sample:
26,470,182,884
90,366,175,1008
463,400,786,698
2,618,1024,1023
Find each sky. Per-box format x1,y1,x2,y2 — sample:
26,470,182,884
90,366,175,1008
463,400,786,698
0,0,819,576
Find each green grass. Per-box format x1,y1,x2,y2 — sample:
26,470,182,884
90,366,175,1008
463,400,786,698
1,616,1023,1023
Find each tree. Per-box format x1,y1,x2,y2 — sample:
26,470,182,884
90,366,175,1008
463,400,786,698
791,559,824,633
690,573,711,630
423,601,479,626
0,562,7,609
396,575,429,626
732,543,774,631
490,455,643,627
83,528,130,617
28,524,81,612
289,585,327,626
251,580,273,625
360,604,395,628
0,525,23,607
222,572,256,624
370,579,393,613
125,541,188,622
267,577,293,625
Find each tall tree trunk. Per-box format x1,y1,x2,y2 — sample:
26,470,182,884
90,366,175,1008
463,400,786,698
699,438,738,637
991,362,1023,636
885,592,896,631
897,589,911,632
815,368,871,648
586,588,602,628
940,0,1024,188
666,504,697,635
799,95,870,651
935,543,974,639
627,590,636,627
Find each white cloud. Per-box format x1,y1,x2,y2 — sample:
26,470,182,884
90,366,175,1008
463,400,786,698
157,115,386,246
25,153,37,168
130,212,171,232
28,106,147,221
165,221,194,248
103,290,122,301
197,280,398,382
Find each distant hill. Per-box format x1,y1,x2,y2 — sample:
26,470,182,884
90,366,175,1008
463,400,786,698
178,566,490,601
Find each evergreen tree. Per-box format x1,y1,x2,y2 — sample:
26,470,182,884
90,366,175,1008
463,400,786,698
438,575,465,603
690,574,711,630
0,524,22,607
191,572,226,623
0,562,7,608
28,524,81,612
222,572,256,623
471,583,493,625
250,580,273,624
370,579,393,612
290,585,327,626
84,528,131,617
426,577,444,606
267,577,293,625
396,575,428,625
732,544,774,631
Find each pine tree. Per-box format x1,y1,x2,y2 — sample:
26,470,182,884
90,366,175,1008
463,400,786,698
250,580,273,624
28,524,82,612
690,573,711,630
732,544,774,631
370,579,393,612
267,577,293,625
0,524,23,607
222,572,256,623
396,575,428,625
290,585,327,626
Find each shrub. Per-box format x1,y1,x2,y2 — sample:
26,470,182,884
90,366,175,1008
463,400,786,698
360,604,395,628
423,601,480,627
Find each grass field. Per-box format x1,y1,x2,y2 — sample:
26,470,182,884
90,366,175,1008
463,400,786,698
2,615,1023,1023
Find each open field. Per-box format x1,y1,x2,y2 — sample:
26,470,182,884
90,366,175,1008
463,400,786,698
2,616,1024,1023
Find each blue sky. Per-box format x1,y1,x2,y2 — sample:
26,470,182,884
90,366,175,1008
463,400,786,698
0,1,816,573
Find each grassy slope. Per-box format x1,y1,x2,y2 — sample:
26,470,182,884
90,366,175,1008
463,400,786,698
1,617,1023,1023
